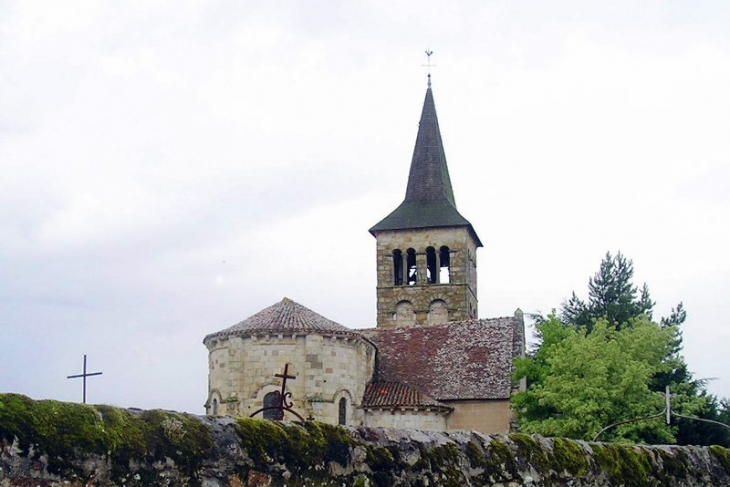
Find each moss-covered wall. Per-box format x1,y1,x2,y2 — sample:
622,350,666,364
1,393,729,486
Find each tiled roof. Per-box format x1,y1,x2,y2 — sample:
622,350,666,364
369,87,481,247
204,297,362,342
362,381,452,411
360,316,523,401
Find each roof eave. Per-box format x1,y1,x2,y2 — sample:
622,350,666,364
369,222,483,248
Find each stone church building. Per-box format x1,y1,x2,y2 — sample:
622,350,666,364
203,79,525,434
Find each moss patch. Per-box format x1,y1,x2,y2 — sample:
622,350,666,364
551,437,589,477
466,438,520,483
0,393,213,482
234,417,355,481
421,443,464,487
509,433,550,472
592,443,653,486
710,445,730,474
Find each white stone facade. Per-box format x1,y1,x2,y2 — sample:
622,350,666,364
205,331,375,426
364,408,449,431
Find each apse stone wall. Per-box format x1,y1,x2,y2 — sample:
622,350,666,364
1,394,729,487
205,332,375,424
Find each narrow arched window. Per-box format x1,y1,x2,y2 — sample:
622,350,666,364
393,249,403,285
426,247,437,284
339,397,347,425
263,391,283,420
406,248,417,285
439,246,451,283
212,398,219,415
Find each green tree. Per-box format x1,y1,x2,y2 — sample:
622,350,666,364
511,314,571,425
514,316,681,442
561,252,654,332
515,252,729,445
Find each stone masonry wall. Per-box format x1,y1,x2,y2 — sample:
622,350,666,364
205,334,375,425
2,394,729,487
364,408,448,431
445,400,514,434
375,227,479,328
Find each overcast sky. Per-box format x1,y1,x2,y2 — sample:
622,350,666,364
1,1,729,414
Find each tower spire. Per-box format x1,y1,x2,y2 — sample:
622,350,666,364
369,80,481,247
370,75,482,328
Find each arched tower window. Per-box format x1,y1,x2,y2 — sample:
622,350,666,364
392,249,403,285
263,391,283,420
426,247,437,284
406,248,417,285
212,398,219,415
338,397,347,425
439,246,451,283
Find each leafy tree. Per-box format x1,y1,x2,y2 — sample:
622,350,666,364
561,252,654,331
514,316,684,442
671,392,730,447
512,314,571,424
652,302,729,446
514,252,730,445
720,399,730,425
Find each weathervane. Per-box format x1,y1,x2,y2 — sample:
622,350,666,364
67,354,102,404
250,363,305,422
423,50,435,88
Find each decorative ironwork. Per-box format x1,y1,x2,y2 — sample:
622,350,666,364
250,363,305,421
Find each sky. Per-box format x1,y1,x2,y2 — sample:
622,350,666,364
1,1,729,415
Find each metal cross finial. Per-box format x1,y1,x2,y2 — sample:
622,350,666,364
424,50,434,88
67,354,102,404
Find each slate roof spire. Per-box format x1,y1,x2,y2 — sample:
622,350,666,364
369,80,481,246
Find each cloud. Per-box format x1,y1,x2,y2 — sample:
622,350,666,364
2,0,730,411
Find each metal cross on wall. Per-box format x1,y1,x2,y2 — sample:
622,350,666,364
249,363,305,422
67,354,102,404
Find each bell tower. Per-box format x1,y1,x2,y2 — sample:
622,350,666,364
369,80,482,329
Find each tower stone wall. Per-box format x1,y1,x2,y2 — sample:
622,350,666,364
375,226,478,328
370,86,481,329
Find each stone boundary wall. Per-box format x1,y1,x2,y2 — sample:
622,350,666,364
1,394,729,486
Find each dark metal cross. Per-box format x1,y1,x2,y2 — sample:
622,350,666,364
275,363,296,387
249,363,305,421
274,363,298,414
67,354,102,404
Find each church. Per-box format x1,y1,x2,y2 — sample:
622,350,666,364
202,77,525,434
